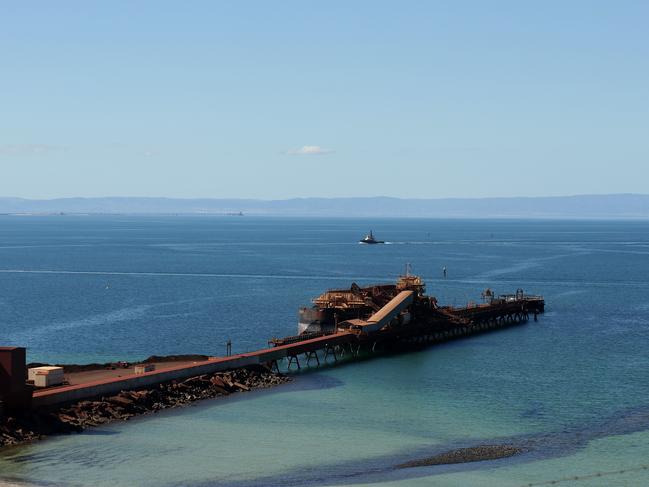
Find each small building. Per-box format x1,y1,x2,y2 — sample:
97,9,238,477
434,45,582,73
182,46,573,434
134,364,155,375
28,366,65,388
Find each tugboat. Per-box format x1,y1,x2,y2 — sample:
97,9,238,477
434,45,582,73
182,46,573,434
359,230,384,244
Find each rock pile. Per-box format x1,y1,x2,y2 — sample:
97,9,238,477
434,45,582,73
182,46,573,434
0,365,290,448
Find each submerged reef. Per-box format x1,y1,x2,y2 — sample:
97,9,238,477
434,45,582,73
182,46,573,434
396,445,523,468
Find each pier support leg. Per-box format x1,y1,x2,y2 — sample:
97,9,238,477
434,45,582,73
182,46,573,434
305,351,320,366
324,345,337,362
287,355,301,370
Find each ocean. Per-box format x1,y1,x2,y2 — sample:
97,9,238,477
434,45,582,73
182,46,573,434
1,215,648,486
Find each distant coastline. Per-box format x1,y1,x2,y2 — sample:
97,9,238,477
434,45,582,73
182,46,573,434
1,194,648,219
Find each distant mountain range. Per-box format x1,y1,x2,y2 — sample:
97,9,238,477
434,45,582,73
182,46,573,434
1,194,648,218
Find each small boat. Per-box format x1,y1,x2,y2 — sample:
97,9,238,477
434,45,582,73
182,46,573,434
359,230,384,244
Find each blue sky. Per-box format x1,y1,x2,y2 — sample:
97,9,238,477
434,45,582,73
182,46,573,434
1,1,647,199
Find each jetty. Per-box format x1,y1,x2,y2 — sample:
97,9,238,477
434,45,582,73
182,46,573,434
0,276,544,414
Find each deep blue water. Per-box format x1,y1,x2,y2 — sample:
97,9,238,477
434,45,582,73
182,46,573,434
1,215,649,486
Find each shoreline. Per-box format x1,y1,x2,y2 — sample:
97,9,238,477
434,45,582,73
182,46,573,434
0,364,290,448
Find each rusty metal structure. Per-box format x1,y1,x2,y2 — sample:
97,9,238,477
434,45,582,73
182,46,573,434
298,273,542,335
297,272,429,334
273,273,544,370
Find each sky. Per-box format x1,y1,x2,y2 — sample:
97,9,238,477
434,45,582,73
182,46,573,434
0,1,647,200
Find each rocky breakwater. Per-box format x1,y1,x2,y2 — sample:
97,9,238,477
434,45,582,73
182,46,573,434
0,365,290,448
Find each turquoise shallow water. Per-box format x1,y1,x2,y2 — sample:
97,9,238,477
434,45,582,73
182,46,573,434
1,216,649,486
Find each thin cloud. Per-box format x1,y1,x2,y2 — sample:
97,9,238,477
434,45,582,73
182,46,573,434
0,144,68,156
286,145,334,156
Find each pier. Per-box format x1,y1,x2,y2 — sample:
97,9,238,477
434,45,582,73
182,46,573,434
0,286,544,411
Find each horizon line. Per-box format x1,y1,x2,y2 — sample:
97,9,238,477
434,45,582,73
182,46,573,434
2,193,648,202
